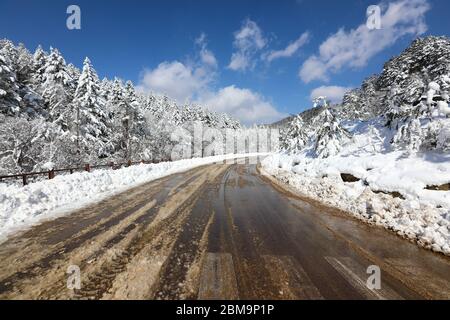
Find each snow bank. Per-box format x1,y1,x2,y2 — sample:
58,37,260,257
0,153,266,242
263,116,450,256
262,152,450,256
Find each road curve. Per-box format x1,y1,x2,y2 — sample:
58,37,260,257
0,160,449,300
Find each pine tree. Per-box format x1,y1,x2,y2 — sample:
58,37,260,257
40,48,75,129
122,81,146,160
16,43,33,85
312,104,350,158
72,57,111,156
31,45,47,89
0,47,21,115
281,115,308,153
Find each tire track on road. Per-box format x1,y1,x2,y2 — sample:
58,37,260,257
0,165,213,299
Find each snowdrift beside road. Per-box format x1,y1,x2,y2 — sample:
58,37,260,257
269,36,450,256
0,153,265,242
262,149,450,256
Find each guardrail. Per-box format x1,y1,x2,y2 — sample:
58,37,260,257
0,160,161,186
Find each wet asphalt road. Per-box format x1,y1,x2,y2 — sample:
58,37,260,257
0,159,449,300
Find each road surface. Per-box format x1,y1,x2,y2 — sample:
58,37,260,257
0,160,449,300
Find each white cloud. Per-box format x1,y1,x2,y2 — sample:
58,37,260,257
298,56,329,83
196,33,218,68
201,86,286,125
228,19,267,72
137,33,217,102
299,0,430,83
264,32,310,62
137,61,213,103
310,85,353,104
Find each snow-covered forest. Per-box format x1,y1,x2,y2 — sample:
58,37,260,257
266,36,450,255
0,39,241,175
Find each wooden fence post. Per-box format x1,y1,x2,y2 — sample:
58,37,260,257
22,175,27,186
48,170,55,180
127,160,132,167
85,164,91,172
70,169,74,174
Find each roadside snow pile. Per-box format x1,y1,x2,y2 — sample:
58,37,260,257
269,36,450,255
0,153,264,241
262,149,450,256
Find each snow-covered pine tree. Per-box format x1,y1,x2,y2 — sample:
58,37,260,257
40,48,75,130
15,43,34,85
72,57,112,157
31,45,47,89
281,115,308,153
0,46,21,115
100,77,113,102
66,63,80,89
391,80,450,152
0,40,18,70
311,97,350,158
122,80,145,160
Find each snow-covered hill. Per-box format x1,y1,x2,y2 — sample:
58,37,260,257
265,36,450,255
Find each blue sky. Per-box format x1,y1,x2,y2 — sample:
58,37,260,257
0,0,449,125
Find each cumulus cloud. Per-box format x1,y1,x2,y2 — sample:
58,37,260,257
264,32,310,62
201,86,286,125
299,0,430,83
137,61,213,103
310,85,353,104
228,19,267,72
137,33,217,102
